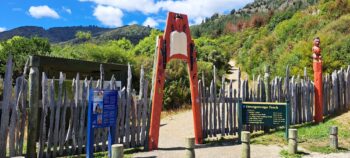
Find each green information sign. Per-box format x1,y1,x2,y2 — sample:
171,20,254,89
238,101,290,140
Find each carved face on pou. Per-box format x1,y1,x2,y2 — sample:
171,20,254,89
312,37,321,55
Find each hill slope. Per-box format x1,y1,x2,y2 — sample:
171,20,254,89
190,0,318,38
0,25,153,44
191,0,350,78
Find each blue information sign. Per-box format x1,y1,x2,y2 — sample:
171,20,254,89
87,89,118,158
91,90,118,128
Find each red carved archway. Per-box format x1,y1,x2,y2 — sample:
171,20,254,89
148,12,203,150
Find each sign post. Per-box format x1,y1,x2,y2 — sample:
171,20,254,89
87,90,118,158
238,100,290,141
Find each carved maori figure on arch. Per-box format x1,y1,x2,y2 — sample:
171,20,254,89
312,37,322,62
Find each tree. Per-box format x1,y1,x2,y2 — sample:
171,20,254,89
0,36,51,76
211,13,219,21
230,9,236,15
131,30,162,56
75,31,92,40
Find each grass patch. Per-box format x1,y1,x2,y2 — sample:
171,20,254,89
203,135,236,146
161,104,192,119
61,147,143,158
307,146,348,154
279,149,308,158
250,130,286,146
251,111,350,154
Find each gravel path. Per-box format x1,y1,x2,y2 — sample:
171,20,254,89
133,110,283,158
133,108,350,158
304,152,350,158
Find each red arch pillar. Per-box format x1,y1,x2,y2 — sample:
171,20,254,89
148,12,203,150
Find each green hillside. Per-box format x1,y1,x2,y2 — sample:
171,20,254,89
190,0,318,38
192,0,350,78
0,25,153,44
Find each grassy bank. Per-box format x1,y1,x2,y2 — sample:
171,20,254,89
251,111,350,154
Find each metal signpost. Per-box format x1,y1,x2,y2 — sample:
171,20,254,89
87,90,118,158
238,100,290,141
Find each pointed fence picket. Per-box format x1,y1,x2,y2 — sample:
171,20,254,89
0,56,150,157
200,65,350,138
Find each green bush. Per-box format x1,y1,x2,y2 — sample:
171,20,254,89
0,36,51,76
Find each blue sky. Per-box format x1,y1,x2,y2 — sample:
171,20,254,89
0,0,253,32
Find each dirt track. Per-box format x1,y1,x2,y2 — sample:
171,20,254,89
133,110,283,158
133,110,350,158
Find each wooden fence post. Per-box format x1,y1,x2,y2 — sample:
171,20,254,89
264,66,271,102
0,55,13,158
329,126,338,149
27,56,40,158
111,144,124,158
185,137,195,158
288,129,297,154
241,131,250,158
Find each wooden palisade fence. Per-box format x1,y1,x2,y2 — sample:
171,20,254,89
199,65,350,138
0,55,28,157
0,56,150,157
1,54,350,156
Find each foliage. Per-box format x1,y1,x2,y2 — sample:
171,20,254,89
219,0,350,78
163,60,191,110
75,31,92,41
267,10,295,31
0,25,153,45
131,30,162,56
0,26,110,43
51,39,132,64
279,150,305,158
50,28,229,109
0,36,51,75
195,37,231,73
95,25,154,44
190,0,317,38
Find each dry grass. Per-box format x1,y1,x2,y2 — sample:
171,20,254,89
160,104,192,119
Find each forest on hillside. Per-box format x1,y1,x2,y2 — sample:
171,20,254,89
0,0,349,109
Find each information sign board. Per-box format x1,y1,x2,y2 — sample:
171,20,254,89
87,90,118,158
238,101,290,140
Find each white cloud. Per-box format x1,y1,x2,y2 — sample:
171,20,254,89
80,0,253,26
143,17,158,27
29,5,60,19
128,21,138,25
157,0,254,24
0,27,6,32
93,5,123,27
62,7,72,14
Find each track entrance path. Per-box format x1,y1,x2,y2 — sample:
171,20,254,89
133,110,283,158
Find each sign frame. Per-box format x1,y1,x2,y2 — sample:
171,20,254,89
87,89,118,158
238,100,290,141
